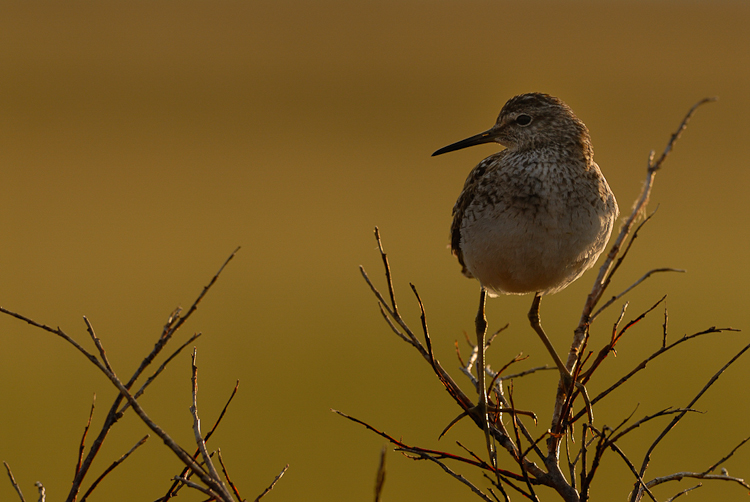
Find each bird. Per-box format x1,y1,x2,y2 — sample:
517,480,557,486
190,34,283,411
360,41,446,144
433,92,617,368
432,93,618,442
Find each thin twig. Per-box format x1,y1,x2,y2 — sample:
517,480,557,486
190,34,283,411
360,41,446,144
497,366,553,382
591,268,684,322
611,303,629,346
374,227,399,316
83,317,114,374
360,265,476,414
556,98,717,442
488,484,510,502
631,341,750,502
0,308,101,366
589,207,659,322
508,382,540,502
89,342,227,498
34,482,45,502
701,436,750,475
80,436,149,502
332,409,529,481
410,283,436,370
374,446,386,502
482,471,533,501
609,408,699,444
651,97,718,170
401,448,495,502
75,395,96,477
571,326,739,423
664,484,701,502
647,472,749,491
0,250,239,502
361,231,552,483
565,433,575,492
376,303,412,344
580,296,667,385
217,449,243,502
596,433,658,502
166,247,240,340
253,464,289,502
161,380,242,500
189,349,233,501
172,476,220,499
3,462,26,502
121,332,203,415
70,249,238,501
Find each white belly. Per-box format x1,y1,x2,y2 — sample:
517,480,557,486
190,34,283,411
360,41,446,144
460,201,614,296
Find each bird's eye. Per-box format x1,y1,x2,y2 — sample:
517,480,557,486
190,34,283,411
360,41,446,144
515,114,532,126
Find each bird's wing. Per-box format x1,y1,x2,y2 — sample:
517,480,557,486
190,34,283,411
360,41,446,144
451,151,507,278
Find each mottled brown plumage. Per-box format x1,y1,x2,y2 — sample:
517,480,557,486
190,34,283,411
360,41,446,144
434,93,618,297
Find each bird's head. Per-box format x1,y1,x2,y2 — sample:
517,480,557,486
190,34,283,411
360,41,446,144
432,93,590,156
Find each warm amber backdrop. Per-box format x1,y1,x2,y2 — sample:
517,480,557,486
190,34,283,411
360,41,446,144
0,1,748,501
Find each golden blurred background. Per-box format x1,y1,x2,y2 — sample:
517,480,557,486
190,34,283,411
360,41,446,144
0,1,748,500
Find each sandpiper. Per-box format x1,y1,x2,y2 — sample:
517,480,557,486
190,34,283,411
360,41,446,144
433,92,618,390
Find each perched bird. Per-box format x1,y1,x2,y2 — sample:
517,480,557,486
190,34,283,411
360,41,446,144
433,92,618,380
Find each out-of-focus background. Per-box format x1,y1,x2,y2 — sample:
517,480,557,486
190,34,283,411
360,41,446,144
0,1,748,500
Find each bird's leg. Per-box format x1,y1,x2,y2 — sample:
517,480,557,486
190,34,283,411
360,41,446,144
528,294,573,384
474,287,497,469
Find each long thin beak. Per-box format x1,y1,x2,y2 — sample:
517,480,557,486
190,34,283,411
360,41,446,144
432,128,498,157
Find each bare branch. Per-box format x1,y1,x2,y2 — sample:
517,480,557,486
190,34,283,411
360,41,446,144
128,247,240,397
0,307,101,367
3,462,26,502
360,266,419,347
172,476,220,499
374,227,399,316
80,436,149,502
332,409,529,482
508,382,540,502
70,250,238,501
571,326,739,423
83,317,113,374
374,447,386,502
189,349,233,501
410,283,436,369
377,303,412,344
121,332,203,415
701,436,750,475
360,264,477,416
573,97,716,341
647,471,749,491
555,97,716,446
609,408,699,444
488,483,510,502
580,296,667,385
217,449,243,502
498,366,553,381
631,341,750,502
482,471,534,501
34,482,45,502
253,464,289,502
650,97,718,171
361,230,559,486
401,448,495,502
92,346,228,498
75,395,96,477
603,438,658,502
664,484,701,502
165,246,240,340
161,380,242,501
591,268,684,322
